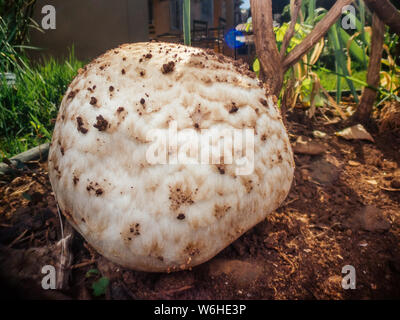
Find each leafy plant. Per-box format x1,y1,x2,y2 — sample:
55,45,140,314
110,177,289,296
92,277,110,297
0,0,41,73
378,32,400,105
278,0,329,116
0,0,38,46
328,20,359,104
256,0,398,118
86,268,109,297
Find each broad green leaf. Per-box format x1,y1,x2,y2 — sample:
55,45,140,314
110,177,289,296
253,58,260,77
339,28,368,65
92,277,109,297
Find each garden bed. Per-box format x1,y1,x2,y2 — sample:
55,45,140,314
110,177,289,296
0,107,399,300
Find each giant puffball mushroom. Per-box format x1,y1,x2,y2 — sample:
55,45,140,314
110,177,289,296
48,42,294,272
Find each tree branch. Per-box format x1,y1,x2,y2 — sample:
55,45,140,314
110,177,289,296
280,0,303,60
282,0,354,72
363,0,400,35
250,0,283,96
352,13,385,124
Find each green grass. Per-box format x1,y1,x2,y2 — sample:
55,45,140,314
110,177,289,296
0,51,85,160
316,69,367,91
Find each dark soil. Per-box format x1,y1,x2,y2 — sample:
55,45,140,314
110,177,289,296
1,108,399,300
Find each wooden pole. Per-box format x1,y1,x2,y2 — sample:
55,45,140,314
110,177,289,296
363,0,400,35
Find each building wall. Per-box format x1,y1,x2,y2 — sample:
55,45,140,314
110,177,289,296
152,0,236,37
30,0,149,61
153,0,171,36
30,0,238,61
225,0,234,28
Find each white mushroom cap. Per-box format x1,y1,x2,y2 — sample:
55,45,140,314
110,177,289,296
48,42,294,272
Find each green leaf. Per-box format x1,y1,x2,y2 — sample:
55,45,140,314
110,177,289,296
307,0,316,26
314,93,326,107
301,78,313,96
275,23,288,42
92,277,109,297
85,269,100,278
253,58,260,77
338,28,368,65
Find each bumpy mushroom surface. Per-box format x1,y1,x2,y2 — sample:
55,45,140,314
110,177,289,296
48,42,294,272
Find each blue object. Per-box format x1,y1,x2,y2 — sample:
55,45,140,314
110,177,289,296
224,29,245,49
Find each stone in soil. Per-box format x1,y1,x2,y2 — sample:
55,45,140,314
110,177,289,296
293,136,326,155
208,259,264,287
309,156,340,185
353,206,391,233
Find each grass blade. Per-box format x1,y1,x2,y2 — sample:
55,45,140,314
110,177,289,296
329,22,359,103
307,0,316,25
183,0,191,46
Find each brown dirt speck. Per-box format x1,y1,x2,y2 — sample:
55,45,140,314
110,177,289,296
169,185,194,211
260,99,268,107
129,223,140,236
162,61,175,74
93,115,109,131
76,116,88,134
214,204,231,219
229,104,239,114
217,165,225,174
67,89,79,100
177,213,185,220
90,97,97,105
73,176,79,185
